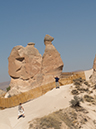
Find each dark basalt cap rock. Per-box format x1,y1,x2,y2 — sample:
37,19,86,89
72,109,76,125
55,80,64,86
28,42,35,46
44,34,54,42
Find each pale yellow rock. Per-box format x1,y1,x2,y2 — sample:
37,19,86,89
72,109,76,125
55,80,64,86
8,45,25,78
8,35,64,96
8,43,42,96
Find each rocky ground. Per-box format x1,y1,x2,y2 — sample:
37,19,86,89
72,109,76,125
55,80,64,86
28,106,96,129
28,78,96,129
1,75,96,129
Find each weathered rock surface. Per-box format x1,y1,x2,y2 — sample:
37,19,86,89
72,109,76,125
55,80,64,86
7,35,64,96
8,42,43,95
44,34,54,42
41,34,64,85
90,55,96,84
93,55,96,71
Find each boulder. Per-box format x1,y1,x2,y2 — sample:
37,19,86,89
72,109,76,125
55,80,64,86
44,34,54,43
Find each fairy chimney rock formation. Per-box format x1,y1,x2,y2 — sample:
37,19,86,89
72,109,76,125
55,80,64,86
8,43,42,93
8,35,64,96
41,34,64,85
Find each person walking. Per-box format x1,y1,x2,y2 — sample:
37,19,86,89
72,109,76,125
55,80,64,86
18,103,25,119
54,76,60,88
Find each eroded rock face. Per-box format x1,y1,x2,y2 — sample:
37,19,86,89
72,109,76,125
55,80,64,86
41,34,64,85
8,35,64,96
8,43,42,93
90,55,96,84
93,55,96,71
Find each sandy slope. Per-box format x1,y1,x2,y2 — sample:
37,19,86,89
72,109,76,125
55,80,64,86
0,84,73,129
0,69,95,129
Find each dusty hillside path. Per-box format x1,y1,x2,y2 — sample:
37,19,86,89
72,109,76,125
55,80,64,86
0,84,73,129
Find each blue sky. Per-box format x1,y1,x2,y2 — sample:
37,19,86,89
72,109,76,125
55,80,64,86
0,0,96,82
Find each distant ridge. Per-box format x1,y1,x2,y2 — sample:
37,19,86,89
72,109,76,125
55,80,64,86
0,81,10,91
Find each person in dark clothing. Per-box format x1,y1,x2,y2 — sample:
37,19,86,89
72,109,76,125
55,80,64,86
54,76,60,88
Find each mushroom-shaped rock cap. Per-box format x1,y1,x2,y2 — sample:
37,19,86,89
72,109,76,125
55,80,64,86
27,42,35,46
44,34,54,42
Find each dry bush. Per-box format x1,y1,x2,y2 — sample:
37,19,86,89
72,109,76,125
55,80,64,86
84,81,90,87
39,116,61,129
70,96,82,107
74,81,81,86
71,90,79,95
84,95,94,102
77,88,89,92
29,114,62,129
73,78,84,87
73,77,84,83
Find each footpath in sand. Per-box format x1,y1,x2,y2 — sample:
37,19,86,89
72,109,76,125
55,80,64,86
0,69,94,129
0,84,73,129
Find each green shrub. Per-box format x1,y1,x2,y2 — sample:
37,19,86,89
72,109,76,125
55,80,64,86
6,86,10,92
70,96,82,107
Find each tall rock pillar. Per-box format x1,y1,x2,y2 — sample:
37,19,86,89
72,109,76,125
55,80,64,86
41,34,64,85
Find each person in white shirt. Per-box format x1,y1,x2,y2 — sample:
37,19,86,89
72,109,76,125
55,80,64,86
18,103,25,119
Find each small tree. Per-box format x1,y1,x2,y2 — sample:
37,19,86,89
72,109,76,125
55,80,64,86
6,86,10,92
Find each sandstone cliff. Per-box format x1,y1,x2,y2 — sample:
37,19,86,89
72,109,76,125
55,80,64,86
41,34,64,85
